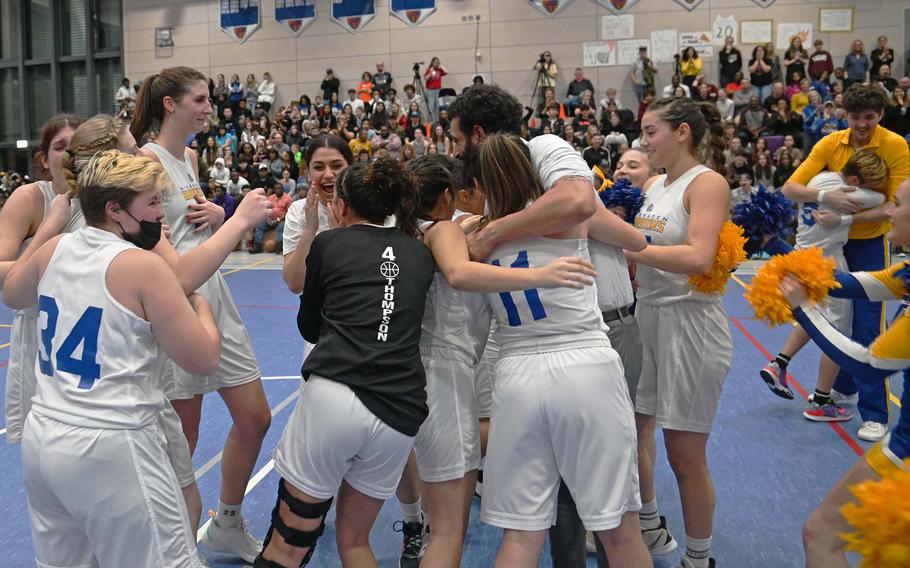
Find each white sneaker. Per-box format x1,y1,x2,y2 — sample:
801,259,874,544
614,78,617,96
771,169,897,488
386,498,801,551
857,421,889,442
830,389,859,405
642,515,678,556
199,516,263,563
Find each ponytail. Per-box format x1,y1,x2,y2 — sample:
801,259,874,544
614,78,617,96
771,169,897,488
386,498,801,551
698,102,727,178
129,66,208,143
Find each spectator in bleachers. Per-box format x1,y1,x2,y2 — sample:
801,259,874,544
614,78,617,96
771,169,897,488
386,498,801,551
208,156,230,191
410,128,428,157
726,148,754,188
369,61,390,98
808,39,834,81
430,123,451,156
328,91,342,114
115,77,136,112
244,73,259,109
870,35,894,81
629,45,657,102
733,78,759,115
637,89,655,121
661,74,691,98
571,104,597,134
783,37,809,86
533,51,558,100
562,124,581,150
279,168,296,197
200,135,219,172
875,64,898,95
236,98,252,119
321,68,340,100
582,133,610,170
599,87,623,111
212,184,237,222
765,42,783,84
539,103,564,137
788,78,812,114
213,73,229,99
772,148,795,188
227,166,250,197
844,40,870,89
737,95,768,145
693,81,718,103
680,47,702,87
349,126,372,158
401,84,427,121
754,152,775,189
724,71,744,93
749,45,774,103
883,85,910,136
716,88,735,121
371,124,402,159
404,111,423,141
565,68,595,109
251,181,292,254
229,74,243,108
344,89,364,113
317,104,336,130
399,142,415,163
257,71,276,111
424,57,447,124
773,133,803,165
769,99,805,148
719,36,743,88
251,163,276,190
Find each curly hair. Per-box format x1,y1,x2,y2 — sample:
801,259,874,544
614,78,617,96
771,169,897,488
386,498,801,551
336,157,419,236
447,84,523,141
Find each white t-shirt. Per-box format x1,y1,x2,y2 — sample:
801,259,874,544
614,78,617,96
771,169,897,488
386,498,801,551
796,171,886,253
283,197,396,256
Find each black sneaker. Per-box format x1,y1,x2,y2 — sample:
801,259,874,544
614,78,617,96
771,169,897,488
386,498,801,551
392,518,423,568
675,557,716,568
474,468,484,499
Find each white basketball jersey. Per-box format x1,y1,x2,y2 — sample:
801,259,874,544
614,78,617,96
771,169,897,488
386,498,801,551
797,171,885,253
418,219,491,363
485,237,606,348
30,227,167,429
634,165,716,305
144,142,210,254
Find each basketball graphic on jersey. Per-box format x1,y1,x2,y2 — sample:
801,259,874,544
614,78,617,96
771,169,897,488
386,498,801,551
380,261,399,279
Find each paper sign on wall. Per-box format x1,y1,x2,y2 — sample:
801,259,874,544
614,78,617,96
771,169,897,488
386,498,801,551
713,15,737,45
776,22,812,50
680,31,713,58
583,41,618,67
601,15,634,40
650,29,678,64
617,39,649,66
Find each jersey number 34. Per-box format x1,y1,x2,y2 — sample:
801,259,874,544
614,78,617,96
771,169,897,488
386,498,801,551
37,295,103,390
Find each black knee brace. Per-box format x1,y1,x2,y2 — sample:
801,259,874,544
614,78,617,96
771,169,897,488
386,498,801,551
260,478,334,567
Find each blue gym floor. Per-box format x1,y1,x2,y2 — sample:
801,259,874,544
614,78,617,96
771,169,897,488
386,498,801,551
0,256,901,567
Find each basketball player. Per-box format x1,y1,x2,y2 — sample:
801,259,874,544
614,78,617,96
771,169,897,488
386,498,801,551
628,97,732,568
409,154,598,567
256,158,435,567
0,114,82,445
131,66,270,562
281,134,427,567
779,179,910,567
59,113,271,536
3,150,219,568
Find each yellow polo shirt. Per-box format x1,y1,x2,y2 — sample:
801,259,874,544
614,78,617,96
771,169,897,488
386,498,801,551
348,137,372,157
788,125,910,239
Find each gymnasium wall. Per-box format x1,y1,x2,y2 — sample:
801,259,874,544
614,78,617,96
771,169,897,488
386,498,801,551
122,0,907,110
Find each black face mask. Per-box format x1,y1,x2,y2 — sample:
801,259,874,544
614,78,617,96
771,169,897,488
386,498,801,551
118,210,162,250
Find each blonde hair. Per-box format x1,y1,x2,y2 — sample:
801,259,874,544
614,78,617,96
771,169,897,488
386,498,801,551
465,133,542,220
842,149,889,190
61,114,125,196
78,150,171,225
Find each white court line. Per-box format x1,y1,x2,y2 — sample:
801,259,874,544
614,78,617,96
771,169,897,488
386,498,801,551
0,427,6,436
198,459,276,542
193,385,298,479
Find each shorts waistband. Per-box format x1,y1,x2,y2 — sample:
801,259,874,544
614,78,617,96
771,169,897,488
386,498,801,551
419,345,473,363
498,330,609,357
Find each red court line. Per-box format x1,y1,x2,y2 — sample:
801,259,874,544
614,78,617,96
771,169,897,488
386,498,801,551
730,316,865,457
236,304,297,311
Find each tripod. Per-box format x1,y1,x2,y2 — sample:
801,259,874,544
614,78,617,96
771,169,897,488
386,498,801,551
411,63,431,122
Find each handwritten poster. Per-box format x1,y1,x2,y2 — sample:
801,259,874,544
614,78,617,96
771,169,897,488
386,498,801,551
776,22,812,50
618,39,649,65
583,41,618,67
740,20,772,44
601,15,634,40
680,31,713,58
650,29,678,64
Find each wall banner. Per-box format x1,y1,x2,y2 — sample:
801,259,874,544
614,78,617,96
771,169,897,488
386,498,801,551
220,0,260,44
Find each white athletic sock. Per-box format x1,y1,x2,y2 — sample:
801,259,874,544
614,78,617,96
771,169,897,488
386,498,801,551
399,498,422,524
684,535,712,568
639,498,661,530
216,501,242,528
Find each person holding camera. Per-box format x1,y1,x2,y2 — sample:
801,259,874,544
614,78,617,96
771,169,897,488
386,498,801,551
534,51,559,104
424,57,447,124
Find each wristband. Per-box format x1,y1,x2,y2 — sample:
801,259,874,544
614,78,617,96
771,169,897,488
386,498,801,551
816,189,829,204
840,214,853,227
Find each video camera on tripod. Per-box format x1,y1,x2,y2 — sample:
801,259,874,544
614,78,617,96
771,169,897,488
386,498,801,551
412,61,425,74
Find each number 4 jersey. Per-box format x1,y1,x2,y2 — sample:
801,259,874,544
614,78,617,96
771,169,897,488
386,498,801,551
31,227,168,429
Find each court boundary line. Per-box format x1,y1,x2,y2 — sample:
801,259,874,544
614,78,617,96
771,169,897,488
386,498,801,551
730,316,865,457
221,257,273,276
731,272,901,409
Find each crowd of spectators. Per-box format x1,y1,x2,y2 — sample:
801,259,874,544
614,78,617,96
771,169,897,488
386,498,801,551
2,36,908,225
